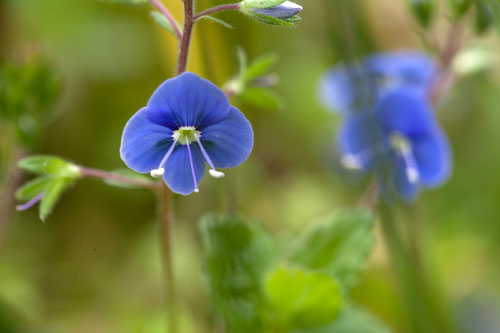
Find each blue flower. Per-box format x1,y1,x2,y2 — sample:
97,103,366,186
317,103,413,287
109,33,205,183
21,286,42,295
120,72,254,195
319,51,438,114
250,1,303,19
338,87,451,202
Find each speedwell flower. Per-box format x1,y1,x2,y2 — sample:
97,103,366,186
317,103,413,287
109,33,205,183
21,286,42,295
338,87,451,202
319,51,438,114
250,1,303,19
120,72,254,195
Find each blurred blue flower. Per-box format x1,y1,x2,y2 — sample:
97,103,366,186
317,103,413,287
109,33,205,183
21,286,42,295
338,88,451,202
319,51,438,114
120,72,254,195
251,1,303,19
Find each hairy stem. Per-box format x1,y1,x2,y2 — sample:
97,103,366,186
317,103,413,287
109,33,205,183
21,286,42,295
150,0,182,40
78,167,157,190
193,3,240,20
176,0,195,75
158,184,177,333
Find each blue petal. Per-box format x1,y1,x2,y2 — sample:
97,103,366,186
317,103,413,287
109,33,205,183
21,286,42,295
337,111,385,170
413,128,451,187
120,108,173,173
391,156,419,202
373,88,435,137
162,145,206,195
365,51,438,90
200,106,254,168
146,72,230,129
251,1,302,19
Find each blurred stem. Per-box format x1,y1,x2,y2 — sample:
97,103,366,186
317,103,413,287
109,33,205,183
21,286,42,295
377,203,454,333
78,166,157,190
150,0,182,40
193,3,240,20
158,184,177,333
176,0,194,75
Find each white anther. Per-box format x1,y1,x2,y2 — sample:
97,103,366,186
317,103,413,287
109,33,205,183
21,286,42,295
209,170,225,178
150,168,165,178
341,154,362,170
406,167,419,184
194,188,200,193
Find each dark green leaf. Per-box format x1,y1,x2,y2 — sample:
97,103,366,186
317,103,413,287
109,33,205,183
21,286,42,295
407,0,434,27
150,11,180,39
200,215,274,332
449,0,472,19
264,265,342,329
290,210,375,291
39,178,74,221
198,15,234,29
474,0,495,33
240,87,283,110
15,176,52,201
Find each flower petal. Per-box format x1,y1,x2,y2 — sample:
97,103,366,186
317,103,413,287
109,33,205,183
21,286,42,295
120,108,173,173
146,72,230,129
413,128,452,187
337,111,385,170
391,156,419,202
200,106,254,168
162,145,206,195
373,88,435,137
365,51,438,90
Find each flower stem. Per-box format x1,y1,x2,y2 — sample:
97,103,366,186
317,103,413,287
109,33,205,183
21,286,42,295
193,3,240,20
176,0,195,75
78,166,157,190
158,184,177,333
150,0,182,40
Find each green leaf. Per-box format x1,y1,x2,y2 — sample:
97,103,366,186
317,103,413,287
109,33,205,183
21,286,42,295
264,265,342,329
39,178,74,221
240,87,283,110
449,0,472,19
200,215,274,332
474,0,495,33
198,15,234,29
15,176,52,201
103,169,151,189
241,0,288,9
407,0,434,27
150,11,180,39
249,13,301,27
292,306,390,333
18,155,80,177
289,210,375,291
244,53,278,81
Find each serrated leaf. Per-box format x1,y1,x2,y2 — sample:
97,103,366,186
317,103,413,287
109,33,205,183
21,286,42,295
407,0,434,27
200,215,274,332
39,178,74,221
240,87,283,110
264,266,342,329
244,53,278,81
15,176,53,201
198,15,233,29
290,210,375,291
103,169,151,189
150,11,180,39
292,306,390,333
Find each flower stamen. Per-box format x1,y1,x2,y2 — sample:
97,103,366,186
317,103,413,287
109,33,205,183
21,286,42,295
185,137,199,193
150,138,179,178
193,133,225,179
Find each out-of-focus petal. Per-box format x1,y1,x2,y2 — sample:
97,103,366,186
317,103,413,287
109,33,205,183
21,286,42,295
120,108,173,173
146,72,230,129
391,156,420,202
373,88,435,137
201,107,254,168
413,128,452,187
163,145,206,195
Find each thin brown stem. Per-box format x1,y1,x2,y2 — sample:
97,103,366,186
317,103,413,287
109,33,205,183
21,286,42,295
193,3,240,20
78,166,157,190
158,184,177,333
176,0,195,75
150,0,183,40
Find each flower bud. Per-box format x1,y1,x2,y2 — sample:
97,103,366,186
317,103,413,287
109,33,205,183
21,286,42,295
250,1,302,19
